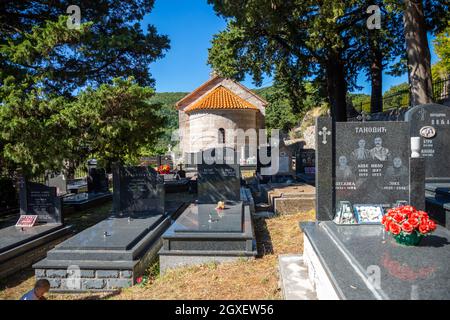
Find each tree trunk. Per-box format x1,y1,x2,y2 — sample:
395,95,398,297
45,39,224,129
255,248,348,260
370,38,383,113
404,0,433,106
325,53,348,122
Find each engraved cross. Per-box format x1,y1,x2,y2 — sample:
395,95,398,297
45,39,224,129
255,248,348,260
319,127,331,144
418,108,426,121
357,111,371,122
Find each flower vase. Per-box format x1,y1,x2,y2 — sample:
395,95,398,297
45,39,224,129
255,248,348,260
393,231,423,246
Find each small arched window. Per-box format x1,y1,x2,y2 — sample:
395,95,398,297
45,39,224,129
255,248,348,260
218,128,225,144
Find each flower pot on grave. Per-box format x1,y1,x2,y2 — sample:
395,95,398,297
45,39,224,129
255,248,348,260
393,231,424,246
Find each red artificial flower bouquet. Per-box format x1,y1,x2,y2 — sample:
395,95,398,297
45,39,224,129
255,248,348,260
156,164,171,174
382,205,436,246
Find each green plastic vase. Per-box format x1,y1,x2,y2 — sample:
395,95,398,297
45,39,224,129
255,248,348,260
393,231,424,246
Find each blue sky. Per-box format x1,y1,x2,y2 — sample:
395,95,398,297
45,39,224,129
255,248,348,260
143,0,439,94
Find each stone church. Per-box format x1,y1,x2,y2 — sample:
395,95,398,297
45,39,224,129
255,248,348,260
176,75,267,163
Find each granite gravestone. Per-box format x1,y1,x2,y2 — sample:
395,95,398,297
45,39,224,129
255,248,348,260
19,179,62,224
197,148,241,204
296,149,316,175
0,178,17,211
47,173,67,196
315,117,424,223
277,141,293,175
174,202,244,233
112,165,164,216
87,168,109,193
334,122,411,208
405,103,450,182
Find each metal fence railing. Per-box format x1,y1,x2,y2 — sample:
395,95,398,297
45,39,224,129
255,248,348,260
354,90,410,114
74,166,87,179
28,165,87,184
434,78,450,102
352,77,450,119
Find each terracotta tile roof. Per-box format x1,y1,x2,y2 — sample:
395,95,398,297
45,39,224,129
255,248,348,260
176,76,267,110
184,85,259,113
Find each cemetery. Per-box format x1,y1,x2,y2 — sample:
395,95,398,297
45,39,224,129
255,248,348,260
294,115,450,300
62,160,113,211
0,0,450,303
0,177,72,279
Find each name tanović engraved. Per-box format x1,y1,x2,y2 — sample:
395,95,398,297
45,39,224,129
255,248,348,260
354,127,387,134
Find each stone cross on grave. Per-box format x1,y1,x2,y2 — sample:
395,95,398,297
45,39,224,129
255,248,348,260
357,111,371,122
418,108,426,121
318,127,331,144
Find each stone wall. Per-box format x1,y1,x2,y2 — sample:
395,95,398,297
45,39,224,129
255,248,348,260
35,268,133,291
301,126,316,149
0,235,69,279
187,110,260,154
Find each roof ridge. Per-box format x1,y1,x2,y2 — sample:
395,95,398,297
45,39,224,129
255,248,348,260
185,85,259,113
175,75,221,109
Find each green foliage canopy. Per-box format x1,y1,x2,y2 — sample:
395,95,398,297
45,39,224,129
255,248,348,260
0,1,170,176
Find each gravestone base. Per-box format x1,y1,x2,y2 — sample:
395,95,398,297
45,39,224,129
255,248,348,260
0,224,72,279
33,203,186,292
159,202,257,274
300,221,450,300
63,192,112,211
273,197,315,215
425,182,450,230
296,173,315,185
261,183,315,214
240,187,255,214
160,254,252,274
278,255,318,300
163,178,191,193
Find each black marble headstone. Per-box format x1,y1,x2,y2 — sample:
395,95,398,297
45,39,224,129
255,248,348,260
296,149,316,174
405,103,450,182
112,164,164,216
19,179,62,224
315,117,335,220
334,121,411,209
196,147,240,203
0,178,17,210
87,168,109,193
197,164,241,203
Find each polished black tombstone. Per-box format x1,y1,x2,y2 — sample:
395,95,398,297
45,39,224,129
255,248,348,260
33,164,181,291
315,117,424,222
159,148,256,273
88,168,109,193
296,149,316,185
197,147,241,203
0,178,18,214
197,164,241,203
1,178,71,279
405,103,450,229
334,121,411,209
19,179,62,224
405,103,450,182
291,116,450,301
112,165,164,216
296,118,445,301
161,174,190,193
301,221,450,300
63,167,112,211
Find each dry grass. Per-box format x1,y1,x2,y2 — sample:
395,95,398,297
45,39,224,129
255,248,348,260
0,268,35,300
114,209,315,300
1,209,315,300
